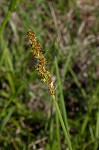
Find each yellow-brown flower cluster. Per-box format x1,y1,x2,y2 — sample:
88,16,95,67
27,29,55,95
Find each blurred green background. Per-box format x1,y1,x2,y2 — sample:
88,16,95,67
0,0,99,149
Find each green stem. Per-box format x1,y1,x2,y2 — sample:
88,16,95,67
56,93,61,150
52,95,73,150
0,11,11,35
0,0,20,35
55,57,70,137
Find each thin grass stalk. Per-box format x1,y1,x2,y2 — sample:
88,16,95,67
52,95,72,150
55,57,70,137
55,92,61,150
0,11,11,35
0,0,20,35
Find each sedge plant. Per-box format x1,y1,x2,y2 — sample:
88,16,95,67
27,29,73,150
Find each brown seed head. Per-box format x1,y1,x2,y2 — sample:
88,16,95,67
27,29,55,95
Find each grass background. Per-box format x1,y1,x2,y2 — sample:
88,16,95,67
0,0,99,149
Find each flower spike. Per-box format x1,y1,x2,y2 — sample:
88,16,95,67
27,29,55,95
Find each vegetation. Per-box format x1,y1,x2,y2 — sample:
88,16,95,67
0,0,99,149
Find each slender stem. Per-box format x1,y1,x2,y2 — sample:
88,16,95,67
0,11,11,35
56,93,61,150
52,95,73,150
55,57,70,137
56,113,61,150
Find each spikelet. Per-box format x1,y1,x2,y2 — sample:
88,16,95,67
27,29,55,95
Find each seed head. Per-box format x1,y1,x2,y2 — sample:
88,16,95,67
27,29,55,95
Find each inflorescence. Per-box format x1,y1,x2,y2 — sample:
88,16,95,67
27,29,55,95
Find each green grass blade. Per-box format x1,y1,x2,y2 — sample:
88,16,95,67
0,107,15,132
